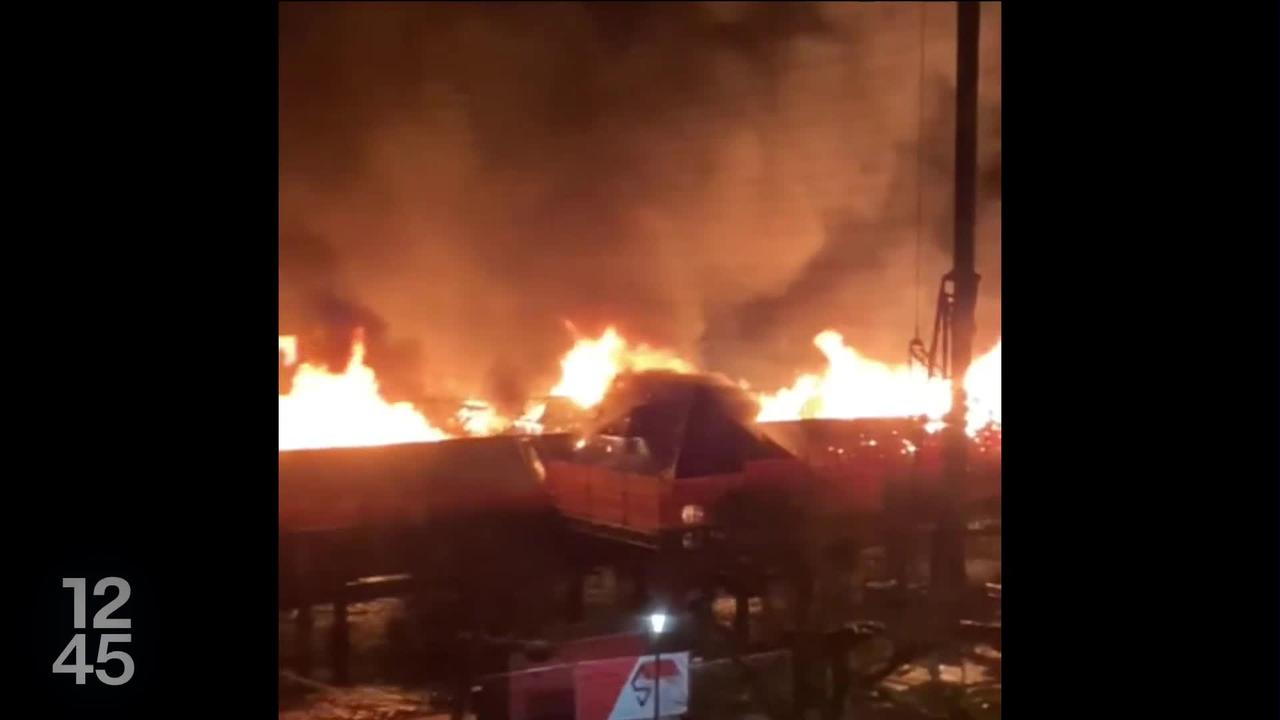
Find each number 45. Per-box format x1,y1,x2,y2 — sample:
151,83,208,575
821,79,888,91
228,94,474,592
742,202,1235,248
52,633,134,685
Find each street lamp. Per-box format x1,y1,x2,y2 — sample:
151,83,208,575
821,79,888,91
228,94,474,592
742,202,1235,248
647,612,670,720
647,612,668,635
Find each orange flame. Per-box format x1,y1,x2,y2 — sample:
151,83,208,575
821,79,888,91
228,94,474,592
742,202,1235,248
456,399,510,437
513,401,549,434
963,339,1001,431
278,333,451,450
755,331,1001,435
277,324,999,450
548,326,695,408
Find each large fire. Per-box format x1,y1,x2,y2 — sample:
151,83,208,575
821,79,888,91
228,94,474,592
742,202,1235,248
549,326,695,408
278,326,1000,450
278,333,451,451
455,400,508,437
756,331,1001,434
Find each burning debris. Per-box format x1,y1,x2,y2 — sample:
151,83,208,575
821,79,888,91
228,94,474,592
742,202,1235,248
279,324,1000,452
455,400,508,438
278,330,451,451
757,331,1002,435
548,326,696,409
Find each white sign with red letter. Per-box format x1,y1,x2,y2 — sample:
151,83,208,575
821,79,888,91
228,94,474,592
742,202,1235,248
574,652,690,720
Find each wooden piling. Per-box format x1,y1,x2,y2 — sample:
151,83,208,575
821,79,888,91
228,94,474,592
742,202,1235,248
331,585,350,685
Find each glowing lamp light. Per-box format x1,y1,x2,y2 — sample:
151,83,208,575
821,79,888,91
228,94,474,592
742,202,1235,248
648,612,669,635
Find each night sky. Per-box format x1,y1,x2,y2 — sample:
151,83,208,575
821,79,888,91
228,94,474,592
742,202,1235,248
279,2,1001,413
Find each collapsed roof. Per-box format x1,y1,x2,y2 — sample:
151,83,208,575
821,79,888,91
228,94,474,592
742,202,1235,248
574,370,791,478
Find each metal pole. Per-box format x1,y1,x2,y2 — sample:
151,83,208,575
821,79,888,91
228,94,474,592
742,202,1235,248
933,0,981,601
653,644,661,720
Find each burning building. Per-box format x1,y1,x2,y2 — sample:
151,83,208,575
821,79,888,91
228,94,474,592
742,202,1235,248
277,2,1001,704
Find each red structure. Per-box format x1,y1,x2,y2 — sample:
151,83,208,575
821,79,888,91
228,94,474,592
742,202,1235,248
276,372,1000,685
541,374,988,541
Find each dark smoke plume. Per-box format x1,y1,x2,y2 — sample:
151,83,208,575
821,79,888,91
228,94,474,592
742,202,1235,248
280,2,1001,403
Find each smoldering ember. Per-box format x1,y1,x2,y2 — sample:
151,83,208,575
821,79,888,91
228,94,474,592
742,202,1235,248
278,4,1001,720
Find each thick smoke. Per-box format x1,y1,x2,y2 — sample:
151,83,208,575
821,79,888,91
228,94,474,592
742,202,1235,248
279,2,1001,408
